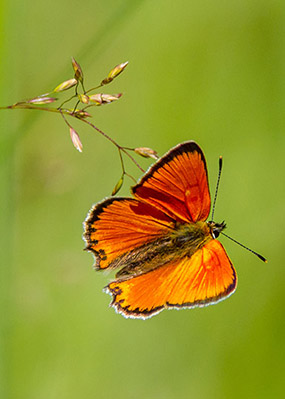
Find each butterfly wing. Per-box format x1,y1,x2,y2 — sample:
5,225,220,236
84,197,175,270
84,141,210,271
133,141,211,223
106,240,237,319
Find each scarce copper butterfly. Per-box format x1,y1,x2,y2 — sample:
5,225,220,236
84,141,265,319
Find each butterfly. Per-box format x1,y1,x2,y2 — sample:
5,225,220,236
83,141,237,319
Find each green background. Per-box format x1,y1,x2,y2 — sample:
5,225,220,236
1,1,284,398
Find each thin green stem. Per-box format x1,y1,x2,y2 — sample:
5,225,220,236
79,118,145,173
3,104,70,115
59,109,73,129
1,102,145,173
124,172,136,184
118,147,125,174
57,95,77,109
85,83,104,94
81,81,86,93
72,99,80,113
121,148,145,173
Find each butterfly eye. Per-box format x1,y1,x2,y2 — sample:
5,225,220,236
212,229,220,239
209,221,226,239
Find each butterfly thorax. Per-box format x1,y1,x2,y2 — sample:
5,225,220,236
115,220,225,278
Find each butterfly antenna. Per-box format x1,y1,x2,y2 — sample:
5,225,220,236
211,156,223,221
221,232,267,263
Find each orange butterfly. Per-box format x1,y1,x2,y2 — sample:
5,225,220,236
83,141,260,319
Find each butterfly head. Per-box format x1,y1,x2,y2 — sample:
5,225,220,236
208,220,226,239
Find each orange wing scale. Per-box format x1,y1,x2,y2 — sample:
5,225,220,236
106,240,237,319
133,141,211,223
84,197,175,270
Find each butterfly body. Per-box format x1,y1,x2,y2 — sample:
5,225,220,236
115,220,221,278
84,141,236,319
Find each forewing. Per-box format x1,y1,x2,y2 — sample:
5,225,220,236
84,197,175,270
132,141,211,223
106,240,237,319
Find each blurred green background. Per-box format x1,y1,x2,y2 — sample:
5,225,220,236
1,1,284,398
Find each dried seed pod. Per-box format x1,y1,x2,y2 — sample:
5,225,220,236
78,94,89,104
101,61,128,85
112,175,124,195
73,110,92,118
134,147,158,159
27,96,57,104
69,127,83,152
101,93,122,103
72,57,84,83
88,94,102,105
54,78,77,93
89,93,122,105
